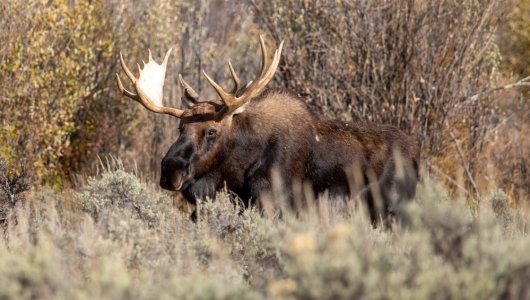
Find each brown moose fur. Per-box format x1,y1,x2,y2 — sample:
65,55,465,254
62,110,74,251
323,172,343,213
160,89,420,224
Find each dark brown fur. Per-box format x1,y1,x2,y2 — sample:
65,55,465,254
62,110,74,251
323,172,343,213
160,89,420,223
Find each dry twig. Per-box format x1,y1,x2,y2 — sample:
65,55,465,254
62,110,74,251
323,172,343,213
463,75,530,102
444,120,481,201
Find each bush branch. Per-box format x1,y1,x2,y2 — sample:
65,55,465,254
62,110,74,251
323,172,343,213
463,75,530,102
445,120,481,201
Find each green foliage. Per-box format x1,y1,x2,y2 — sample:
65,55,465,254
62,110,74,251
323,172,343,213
0,170,529,299
0,0,113,183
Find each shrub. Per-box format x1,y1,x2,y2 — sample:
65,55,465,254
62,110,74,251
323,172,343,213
77,170,167,225
0,157,30,233
270,180,530,300
0,0,118,184
3,0,528,204
2,170,529,299
0,236,67,300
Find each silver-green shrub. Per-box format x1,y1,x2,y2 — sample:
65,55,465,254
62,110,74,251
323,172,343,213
0,170,528,299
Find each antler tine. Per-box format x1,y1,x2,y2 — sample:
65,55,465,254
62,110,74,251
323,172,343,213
201,60,242,105
258,35,269,77
233,39,284,107
117,50,186,118
119,52,138,83
162,48,172,68
116,73,140,100
202,70,235,107
117,52,140,100
228,61,241,94
263,41,283,82
202,37,284,117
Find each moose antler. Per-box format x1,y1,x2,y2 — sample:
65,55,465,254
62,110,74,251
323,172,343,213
202,35,284,117
116,48,189,118
117,35,283,121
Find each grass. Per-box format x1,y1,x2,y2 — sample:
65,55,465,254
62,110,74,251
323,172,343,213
0,169,529,299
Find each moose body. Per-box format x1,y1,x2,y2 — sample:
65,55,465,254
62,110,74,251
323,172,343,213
164,89,419,221
117,36,419,223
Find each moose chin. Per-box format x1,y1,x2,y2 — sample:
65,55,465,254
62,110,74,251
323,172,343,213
116,35,420,225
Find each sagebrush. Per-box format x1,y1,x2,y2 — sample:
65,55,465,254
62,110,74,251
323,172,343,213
0,170,529,299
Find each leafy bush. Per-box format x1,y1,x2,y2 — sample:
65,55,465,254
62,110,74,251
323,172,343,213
0,0,119,183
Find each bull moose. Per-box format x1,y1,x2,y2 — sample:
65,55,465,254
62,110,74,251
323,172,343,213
116,36,420,224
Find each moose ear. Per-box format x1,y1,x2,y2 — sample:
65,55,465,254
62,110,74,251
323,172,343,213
227,81,253,118
178,74,202,106
182,87,199,104
236,80,253,97
231,102,249,118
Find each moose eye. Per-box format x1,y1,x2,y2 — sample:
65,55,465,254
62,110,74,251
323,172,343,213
207,128,217,137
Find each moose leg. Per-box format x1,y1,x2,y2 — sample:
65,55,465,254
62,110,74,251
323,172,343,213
358,168,394,227
377,158,420,227
363,187,379,226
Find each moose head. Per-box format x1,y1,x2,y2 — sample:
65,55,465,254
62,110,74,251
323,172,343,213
117,36,283,194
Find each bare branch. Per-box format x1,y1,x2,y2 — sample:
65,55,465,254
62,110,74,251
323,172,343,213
444,120,481,201
463,75,530,102
430,165,472,197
